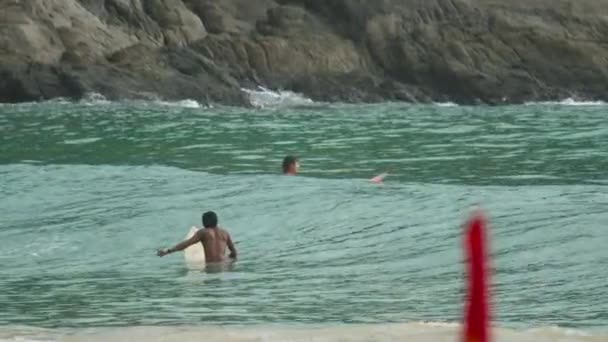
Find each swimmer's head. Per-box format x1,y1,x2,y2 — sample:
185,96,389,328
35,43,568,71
202,211,218,228
282,155,299,175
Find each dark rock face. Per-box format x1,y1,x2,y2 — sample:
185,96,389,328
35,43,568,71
1,0,608,105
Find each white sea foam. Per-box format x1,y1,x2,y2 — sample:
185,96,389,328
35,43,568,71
433,102,459,107
526,98,606,106
241,86,314,108
79,92,111,106
62,137,102,145
59,93,204,108
151,99,203,108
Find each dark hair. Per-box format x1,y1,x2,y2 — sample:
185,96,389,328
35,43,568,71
282,155,298,173
202,211,218,228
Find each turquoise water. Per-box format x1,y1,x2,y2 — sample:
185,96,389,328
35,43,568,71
0,100,607,340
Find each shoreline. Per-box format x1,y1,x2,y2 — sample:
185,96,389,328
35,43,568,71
1,322,606,342
0,91,606,109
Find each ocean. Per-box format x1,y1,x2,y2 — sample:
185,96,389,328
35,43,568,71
0,93,607,341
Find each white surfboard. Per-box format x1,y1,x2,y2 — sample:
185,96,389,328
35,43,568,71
184,226,205,269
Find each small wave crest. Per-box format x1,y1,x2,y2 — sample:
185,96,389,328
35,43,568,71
433,102,458,107
79,93,204,109
79,92,112,106
526,98,606,106
151,99,203,109
241,86,314,109
0,92,204,109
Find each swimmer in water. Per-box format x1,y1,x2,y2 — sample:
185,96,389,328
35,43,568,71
280,154,385,182
157,211,237,263
282,155,300,175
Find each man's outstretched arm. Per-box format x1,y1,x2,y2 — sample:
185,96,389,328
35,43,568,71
157,232,201,257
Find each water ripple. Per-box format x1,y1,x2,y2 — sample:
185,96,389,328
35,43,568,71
0,103,607,332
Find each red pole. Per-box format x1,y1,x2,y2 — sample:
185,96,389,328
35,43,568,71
463,210,491,342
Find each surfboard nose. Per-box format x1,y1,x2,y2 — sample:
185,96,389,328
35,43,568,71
184,226,206,270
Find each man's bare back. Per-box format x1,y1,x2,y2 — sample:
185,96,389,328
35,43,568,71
197,227,236,262
157,211,237,263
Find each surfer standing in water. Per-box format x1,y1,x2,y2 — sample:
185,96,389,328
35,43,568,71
157,211,237,262
282,155,299,175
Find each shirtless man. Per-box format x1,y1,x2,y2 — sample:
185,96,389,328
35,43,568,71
157,211,237,262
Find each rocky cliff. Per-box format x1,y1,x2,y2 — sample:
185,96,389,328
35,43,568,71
1,0,607,105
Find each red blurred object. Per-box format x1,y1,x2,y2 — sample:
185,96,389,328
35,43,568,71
463,211,491,342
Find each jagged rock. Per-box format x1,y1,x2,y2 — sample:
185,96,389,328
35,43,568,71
143,0,207,46
186,2,239,34
2,0,608,105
